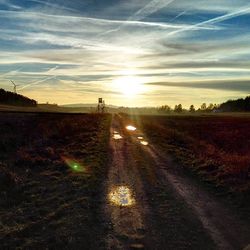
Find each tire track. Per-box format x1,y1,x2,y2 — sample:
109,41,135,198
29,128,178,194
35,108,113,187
135,136,250,250
103,116,149,249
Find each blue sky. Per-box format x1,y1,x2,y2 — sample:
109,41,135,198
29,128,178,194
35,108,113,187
0,0,250,107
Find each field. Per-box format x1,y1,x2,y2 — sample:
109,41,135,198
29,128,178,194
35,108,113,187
129,114,250,197
0,112,250,249
0,113,111,248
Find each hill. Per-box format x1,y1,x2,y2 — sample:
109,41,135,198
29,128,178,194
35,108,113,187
0,89,37,107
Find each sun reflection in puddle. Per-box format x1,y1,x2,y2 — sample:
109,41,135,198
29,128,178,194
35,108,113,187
126,125,137,131
140,141,149,146
137,136,143,140
109,186,135,206
113,134,123,140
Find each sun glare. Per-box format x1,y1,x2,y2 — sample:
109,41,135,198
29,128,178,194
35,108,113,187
113,75,144,97
109,186,135,206
126,125,137,131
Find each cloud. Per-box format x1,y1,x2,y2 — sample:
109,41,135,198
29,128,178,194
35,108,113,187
0,1,250,106
146,79,250,92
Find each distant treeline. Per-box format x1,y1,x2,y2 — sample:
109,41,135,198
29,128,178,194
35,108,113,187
0,88,37,107
219,96,250,112
158,103,218,113
158,96,250,113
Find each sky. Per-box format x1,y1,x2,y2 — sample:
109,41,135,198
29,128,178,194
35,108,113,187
0,0,250,107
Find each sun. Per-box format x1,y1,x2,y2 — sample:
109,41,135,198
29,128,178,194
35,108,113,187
113,75,144,98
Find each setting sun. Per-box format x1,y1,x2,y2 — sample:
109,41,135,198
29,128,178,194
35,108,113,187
113,75,144,98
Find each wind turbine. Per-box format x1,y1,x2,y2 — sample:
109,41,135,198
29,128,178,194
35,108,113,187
10,80,19,93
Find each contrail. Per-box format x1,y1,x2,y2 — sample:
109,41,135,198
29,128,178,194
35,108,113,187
170,9,189,22
27,0,78,13
128,0,177,21
98,0,177,37
167,6,250,36
0,68,22,78
19,75,57,90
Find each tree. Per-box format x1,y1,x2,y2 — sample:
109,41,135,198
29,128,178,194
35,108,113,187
158,105,171,113
201,103,207,111
189,105,195,112
219,96,250,112
207,103,214,112
174,104,183,113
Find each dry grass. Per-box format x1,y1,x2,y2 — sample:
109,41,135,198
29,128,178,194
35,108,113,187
129,114,250,194
0,113,111,249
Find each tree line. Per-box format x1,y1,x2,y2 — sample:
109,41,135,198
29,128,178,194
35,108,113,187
0,88,37,107
158,96,250,113
158,103,218,113
219,96,250,112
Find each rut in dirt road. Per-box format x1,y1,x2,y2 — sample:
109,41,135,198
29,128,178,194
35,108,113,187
104,117,149,249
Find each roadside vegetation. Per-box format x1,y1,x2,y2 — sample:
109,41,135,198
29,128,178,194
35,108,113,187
0,113,111,249
128,114,250,218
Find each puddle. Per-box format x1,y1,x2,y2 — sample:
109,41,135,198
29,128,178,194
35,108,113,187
113,134,123,140
126,125,137,131
140,141,149,146
109,186,135,206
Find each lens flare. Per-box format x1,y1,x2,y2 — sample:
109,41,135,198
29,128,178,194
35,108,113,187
62,156,87,173
140,141,149,146
126,125,136,131
137,136,143,140
109,186,135,206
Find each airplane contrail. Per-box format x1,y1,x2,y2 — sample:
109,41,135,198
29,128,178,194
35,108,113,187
0,68,22,78
98,0,177,37
167,6,250,36
18,75,57,90
128,0,177,21
170,9,189,22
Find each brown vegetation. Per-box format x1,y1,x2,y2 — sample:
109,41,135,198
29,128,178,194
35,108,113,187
129,115,250,195
0,113,111,248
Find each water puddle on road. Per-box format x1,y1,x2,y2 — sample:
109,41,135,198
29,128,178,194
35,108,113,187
140,141,149,146
109,186,135,206
126,125,137,131
113,134,123,140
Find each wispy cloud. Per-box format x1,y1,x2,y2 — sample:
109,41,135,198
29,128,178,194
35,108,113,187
128,0,177,21
0,0,22,10
0,0,250,106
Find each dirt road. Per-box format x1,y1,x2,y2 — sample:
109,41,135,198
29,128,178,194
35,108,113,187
103,115,250,250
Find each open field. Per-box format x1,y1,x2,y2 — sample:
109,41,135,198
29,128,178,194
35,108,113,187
128,115,250,194
0,112,111,248
128,114,250,221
